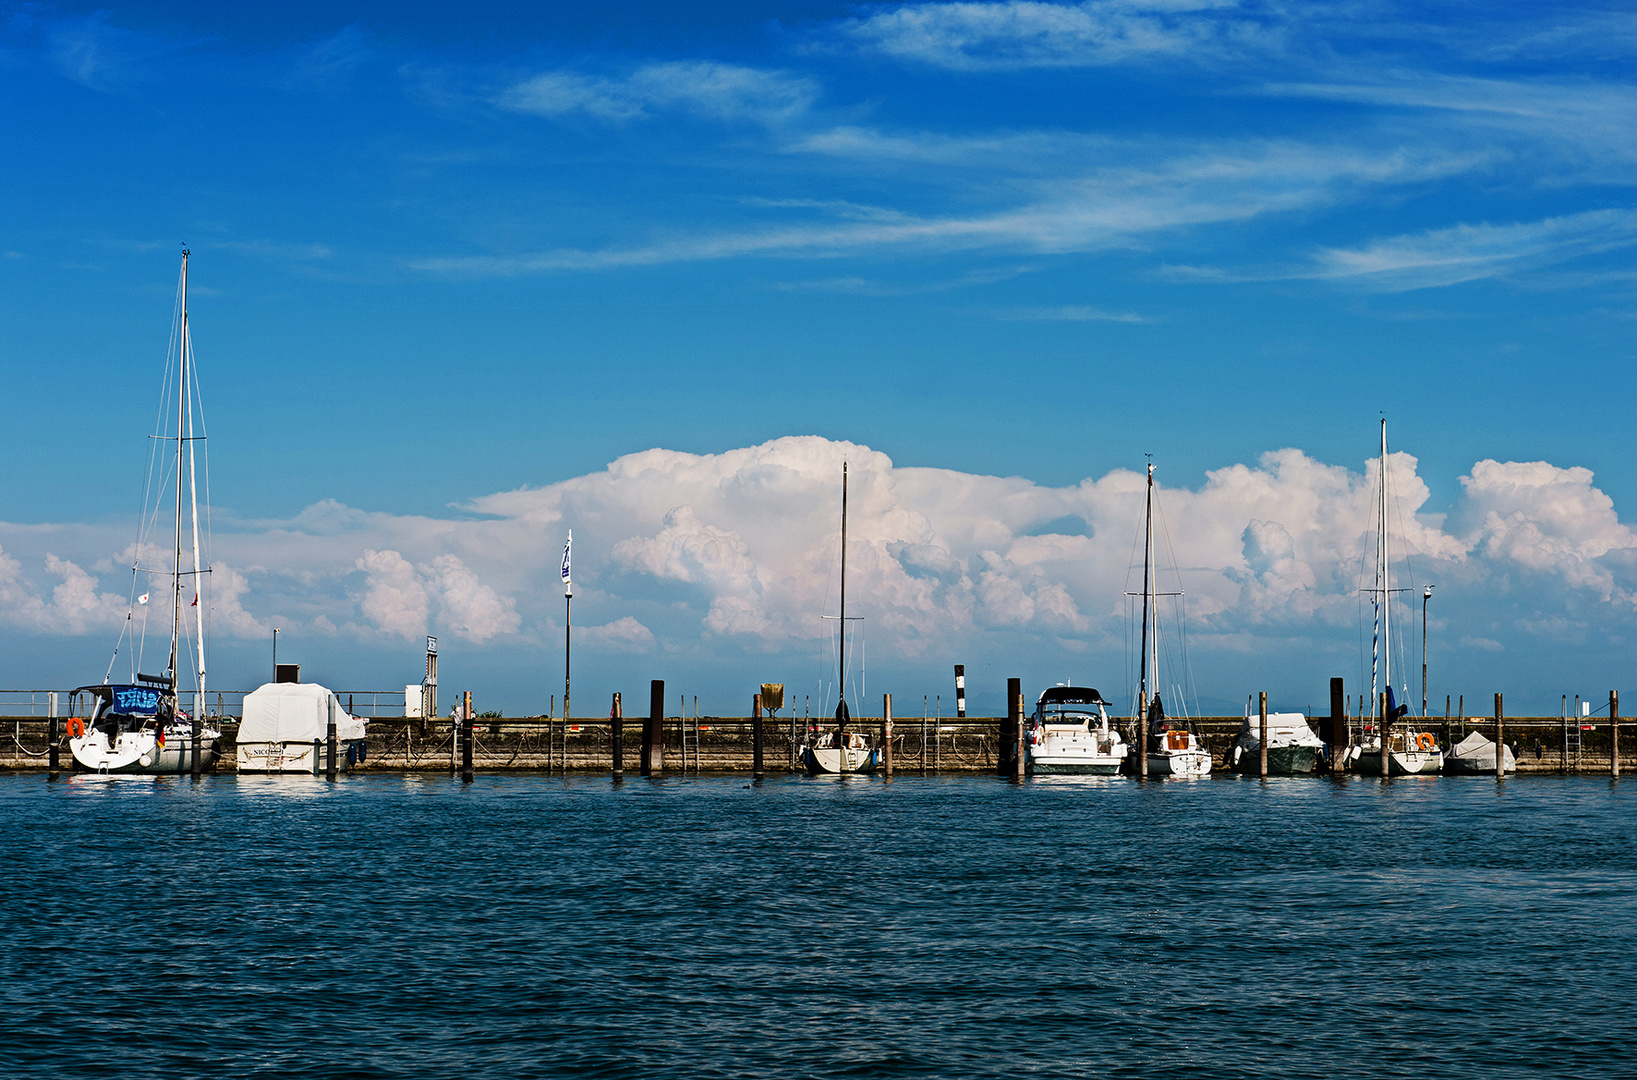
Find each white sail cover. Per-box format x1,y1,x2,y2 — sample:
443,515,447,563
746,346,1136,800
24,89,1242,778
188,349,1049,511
239,683,366,743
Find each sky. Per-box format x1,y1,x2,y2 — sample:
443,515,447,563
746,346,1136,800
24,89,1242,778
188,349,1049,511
2,1,1634,718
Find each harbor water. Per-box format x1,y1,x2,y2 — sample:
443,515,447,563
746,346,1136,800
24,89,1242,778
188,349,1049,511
3,771,1632,1078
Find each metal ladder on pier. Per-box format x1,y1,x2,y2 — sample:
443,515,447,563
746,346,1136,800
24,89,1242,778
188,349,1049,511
679,696,699,773
1565,695,1583,771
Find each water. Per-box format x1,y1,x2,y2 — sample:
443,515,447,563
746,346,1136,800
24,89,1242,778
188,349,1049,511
2,771,1632,1078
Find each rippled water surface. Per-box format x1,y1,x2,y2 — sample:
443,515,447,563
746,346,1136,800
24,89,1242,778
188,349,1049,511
3,771,1633,1078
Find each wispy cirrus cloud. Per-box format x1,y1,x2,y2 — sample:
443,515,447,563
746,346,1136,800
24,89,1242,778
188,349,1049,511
1310,209,1637,291
834,0,1273,70
412,137,1479,276
497,61,818,125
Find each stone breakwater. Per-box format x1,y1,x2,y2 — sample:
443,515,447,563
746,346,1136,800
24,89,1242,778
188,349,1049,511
2,715,1628,773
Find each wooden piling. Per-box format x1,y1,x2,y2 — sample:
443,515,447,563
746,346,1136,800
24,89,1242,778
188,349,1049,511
460,690,473,783
1611,690,1620,778
1328,677,1344,771
326,694,338,781
1494,692,1504,781
643,680,663,776
48,692,59,778
752,693,764,780
882,694,893,777
611,692,623,777
1259,691,1268,779
1000,677,1021,777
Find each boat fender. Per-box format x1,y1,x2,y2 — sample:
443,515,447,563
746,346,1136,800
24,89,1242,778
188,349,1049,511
1231,746,1241,765
1416,732,1436,751
66,716,86,739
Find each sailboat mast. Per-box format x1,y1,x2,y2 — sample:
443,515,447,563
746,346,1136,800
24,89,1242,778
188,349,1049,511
1380,419,1392,734
1138,461,1154,702
839,461,848,708
169,251,188,687
185,265,206,704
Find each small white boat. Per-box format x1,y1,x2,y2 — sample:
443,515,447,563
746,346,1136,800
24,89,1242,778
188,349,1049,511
803,728,878,775
236,682,368,773
69,251,222,776
1026,686,1126,775
67,681,220,774
1348,729,1444,775
1348,420,1439,778
1443,730,1515,775
1129,462,1210,777
1231,711,1325,775
799,462,876,776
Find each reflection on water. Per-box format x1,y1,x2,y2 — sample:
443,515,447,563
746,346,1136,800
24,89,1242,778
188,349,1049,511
2,772,1632,1078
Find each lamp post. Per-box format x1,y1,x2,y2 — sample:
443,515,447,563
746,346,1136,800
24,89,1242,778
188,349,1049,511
272,627,279,682
1421,585,1434,717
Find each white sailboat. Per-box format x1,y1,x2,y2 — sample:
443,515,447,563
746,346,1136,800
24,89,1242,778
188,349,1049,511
801,462,877,775
68,250,221,774
1347,419,1442,777
1026,685,1127,775
1131,461,1210,777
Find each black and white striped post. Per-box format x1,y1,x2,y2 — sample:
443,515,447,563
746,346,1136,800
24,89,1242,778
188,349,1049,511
954,665,966,718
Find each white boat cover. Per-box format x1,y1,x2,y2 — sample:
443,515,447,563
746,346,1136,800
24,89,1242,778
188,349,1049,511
1449,730,1516,769
1238,712,1324,748
239,683,366,744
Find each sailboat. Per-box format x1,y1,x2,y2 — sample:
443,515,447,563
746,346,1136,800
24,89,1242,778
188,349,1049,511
801,462,877,775
1131,461,1210,776
1347,419,1442,777
68,251,222,774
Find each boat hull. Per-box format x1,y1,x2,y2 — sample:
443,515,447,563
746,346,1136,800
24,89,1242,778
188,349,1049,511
1444,750,1516,775
802,746,878,775
1351,748,1444,775
236,740,364,774
70,729,220,774
1231,745,1319,776
1029,756,1124,775
1147,749,1212,776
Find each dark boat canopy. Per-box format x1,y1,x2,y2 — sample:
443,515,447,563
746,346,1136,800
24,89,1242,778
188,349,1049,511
1037,686,1110,707
71,683,166,717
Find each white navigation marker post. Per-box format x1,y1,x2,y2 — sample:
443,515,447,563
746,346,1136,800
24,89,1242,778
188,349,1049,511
954,665,966,718
561,530,573,767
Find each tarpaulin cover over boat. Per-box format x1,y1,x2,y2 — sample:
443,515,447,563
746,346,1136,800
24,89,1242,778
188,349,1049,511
239,683,365,743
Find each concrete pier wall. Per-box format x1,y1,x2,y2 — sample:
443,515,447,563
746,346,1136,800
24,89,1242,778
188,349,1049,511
3,715,1630,773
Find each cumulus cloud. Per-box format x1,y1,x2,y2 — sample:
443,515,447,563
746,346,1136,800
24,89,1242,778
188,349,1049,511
6,438,1637,695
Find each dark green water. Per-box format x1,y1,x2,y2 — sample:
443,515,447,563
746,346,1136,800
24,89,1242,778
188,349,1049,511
2,771,1631,1078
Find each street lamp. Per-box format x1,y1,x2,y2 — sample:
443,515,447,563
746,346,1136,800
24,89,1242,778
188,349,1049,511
1421,586,1435,717
273,627,279,682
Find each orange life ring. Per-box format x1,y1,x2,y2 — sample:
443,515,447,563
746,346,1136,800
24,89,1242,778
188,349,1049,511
66,716,85,738
1416,732,1436,751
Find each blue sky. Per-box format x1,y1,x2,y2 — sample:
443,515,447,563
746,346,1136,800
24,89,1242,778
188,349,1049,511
2,1,1634,717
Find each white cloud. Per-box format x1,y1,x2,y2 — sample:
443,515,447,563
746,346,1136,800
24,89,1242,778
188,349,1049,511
498,62,817,125
8,438,1637,688
835,1,1262,71
1309,210,1637,291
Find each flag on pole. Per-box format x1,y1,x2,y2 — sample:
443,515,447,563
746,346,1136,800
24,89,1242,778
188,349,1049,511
560,530,573,592
190,594,198,607
138,593,149,605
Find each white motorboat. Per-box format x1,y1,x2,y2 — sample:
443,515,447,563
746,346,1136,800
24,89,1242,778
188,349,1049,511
1026,686,1126,775
237,682,368,773
1231,711,1325,775
69,250,221,775
1129,461,1211,777
800,462,876,775
1443,730,1516,775
1349,420,1442,777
